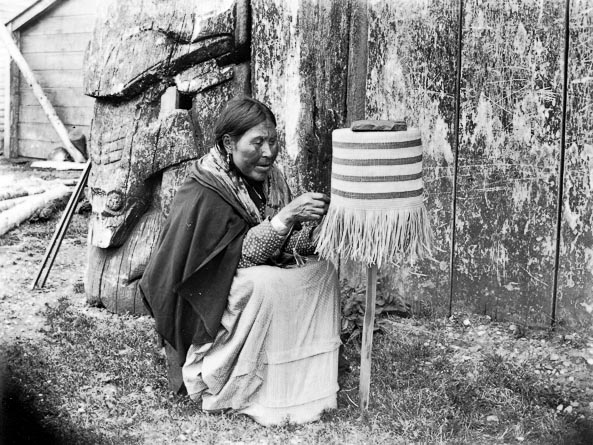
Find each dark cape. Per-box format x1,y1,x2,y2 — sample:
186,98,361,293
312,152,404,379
139,163,257,367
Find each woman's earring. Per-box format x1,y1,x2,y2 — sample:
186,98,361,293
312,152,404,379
226,151,231,167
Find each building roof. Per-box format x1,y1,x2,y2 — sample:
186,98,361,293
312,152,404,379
0,0,36,24
5,0,63,30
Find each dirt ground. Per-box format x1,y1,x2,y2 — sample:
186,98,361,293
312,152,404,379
0,159,89,343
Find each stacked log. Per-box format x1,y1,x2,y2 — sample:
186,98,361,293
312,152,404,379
0,184,72,236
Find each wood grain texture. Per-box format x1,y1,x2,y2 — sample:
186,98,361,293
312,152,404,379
251,0,351,195
346,0,368,126
452,0,564,324
83,0,248,314
19,105,93,125
83,0,236,98
85,85,202,313
87,209,162,315
18,123,86,144
558,0,593,329
20,52,86,71
359,264,377,410
20,88,94,108
190,82,234,151
365,0,459,316
23,14,97,35
4,28,19,158
21,32,91,53
14,0,96,159
19,69,82,88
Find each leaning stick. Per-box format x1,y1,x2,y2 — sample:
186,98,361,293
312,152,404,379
0,24,85,163
359,264,378,410
32,160,91,289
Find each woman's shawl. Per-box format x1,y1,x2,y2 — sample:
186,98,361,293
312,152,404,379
198,145,292,222
139,147,291,367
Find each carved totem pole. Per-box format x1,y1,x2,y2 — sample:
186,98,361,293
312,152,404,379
83,0,250,314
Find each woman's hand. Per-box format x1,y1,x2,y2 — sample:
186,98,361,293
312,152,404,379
275,192,330,227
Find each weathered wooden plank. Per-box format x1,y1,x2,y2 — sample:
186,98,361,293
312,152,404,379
19,69,83,88
359,264,377,410
20,87,94,108
346,0,368,126
252,0,351,194
20,51,86,71
190,82,234,151
558,0,593,330
24,14,97,35
83,0,236,98
21,33,92,53
5,27,20,158
18,122,88,143
19,105,93,125
17,139,55,159
365,0,459,316
452,0,564,325
30,160,86,170
1,41,8,137
14,0,101,30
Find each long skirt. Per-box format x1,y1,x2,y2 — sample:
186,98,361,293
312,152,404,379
182,258,341,426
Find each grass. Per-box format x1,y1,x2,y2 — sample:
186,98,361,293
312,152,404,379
2,297,592,444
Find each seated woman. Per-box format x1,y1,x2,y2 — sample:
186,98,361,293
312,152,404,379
139,97,341,426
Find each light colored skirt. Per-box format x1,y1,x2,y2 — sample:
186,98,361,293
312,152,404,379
182,258,341,426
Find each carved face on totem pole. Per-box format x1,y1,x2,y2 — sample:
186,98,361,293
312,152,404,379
83,0,245,247
82,0,249,312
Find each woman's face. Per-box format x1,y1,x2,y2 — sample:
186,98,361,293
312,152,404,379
225,119,278,182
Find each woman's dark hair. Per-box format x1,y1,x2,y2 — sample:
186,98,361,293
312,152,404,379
214,97,277,153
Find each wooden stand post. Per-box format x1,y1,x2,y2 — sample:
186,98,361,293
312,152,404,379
359,264,377,410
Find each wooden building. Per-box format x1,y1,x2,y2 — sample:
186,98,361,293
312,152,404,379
0,0,35,152
3,0,100,159
252,0,593,330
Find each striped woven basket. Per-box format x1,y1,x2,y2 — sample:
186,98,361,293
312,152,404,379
315,126,432,267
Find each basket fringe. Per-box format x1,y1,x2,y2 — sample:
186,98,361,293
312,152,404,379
315,204,433,268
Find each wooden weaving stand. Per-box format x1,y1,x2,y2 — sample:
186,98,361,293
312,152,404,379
359,264,378,410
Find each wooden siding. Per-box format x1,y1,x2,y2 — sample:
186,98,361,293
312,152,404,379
251,0,351,195
365,0,459,316
0,1,34,149
253,0,592,328
558,0,593,329
16,0,100,159
452,0,565,323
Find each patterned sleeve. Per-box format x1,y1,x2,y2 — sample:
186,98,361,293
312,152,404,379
283,223,317,256
238,219,286,268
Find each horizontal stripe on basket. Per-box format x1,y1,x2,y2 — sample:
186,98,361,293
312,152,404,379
332,128,421,144
333,139,422,150
332,145,421,160
330,193,425,209
332,172,423,182
331,187,424,200
332,155,423,166
332,162,423,177
332,177,423,194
